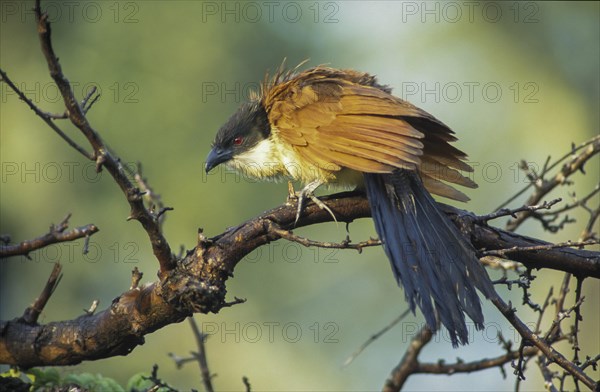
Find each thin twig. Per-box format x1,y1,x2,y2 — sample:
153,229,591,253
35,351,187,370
543,297,585,342
81,86,100,114
571,277,584,391
538,357,559,392
481,240,598,258
272,226,381,253
0,214,98,258
506,136,600,231
416,346,538,375
477,198,562,223
580,354,600,371
497,136,600,211
188,317,215,392
32,1,175,275
538,186,599,216
0,68,93,159
343,309,411,367
21,263,62,324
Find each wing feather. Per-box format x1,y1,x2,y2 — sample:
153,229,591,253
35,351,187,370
262,66,476,201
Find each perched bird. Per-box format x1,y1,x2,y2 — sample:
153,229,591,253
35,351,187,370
205,65,498,346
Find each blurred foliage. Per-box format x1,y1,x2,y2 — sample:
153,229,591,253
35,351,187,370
1,1,598,391
0,366,167,391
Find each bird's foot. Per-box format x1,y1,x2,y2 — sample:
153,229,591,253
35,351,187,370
294,180,337,226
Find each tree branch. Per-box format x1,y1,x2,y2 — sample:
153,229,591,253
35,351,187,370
21,263,63,324
506,135,600,231
497,137,599,211
491,297,596,390
382,326,433,392
0,3,597,388
32,0,175,275
416,347,538,375
188,317,215,392
0,214,98,258
1,192,598,367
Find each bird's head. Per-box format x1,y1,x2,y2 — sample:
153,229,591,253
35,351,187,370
205,101,271,173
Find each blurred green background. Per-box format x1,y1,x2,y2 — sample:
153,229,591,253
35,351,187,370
1,1,598,390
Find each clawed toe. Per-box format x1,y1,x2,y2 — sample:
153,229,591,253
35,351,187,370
293,180,337,226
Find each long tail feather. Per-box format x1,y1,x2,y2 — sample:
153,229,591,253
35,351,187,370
364,170,497,346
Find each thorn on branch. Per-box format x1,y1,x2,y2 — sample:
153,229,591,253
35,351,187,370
222,297,246,308
84,300,99,316
94,152,106,173
156,207,174,221
131,267,143,290
168,352,198,369
197,228,214,249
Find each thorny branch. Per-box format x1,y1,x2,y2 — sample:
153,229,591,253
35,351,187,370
29,0,175,275
383,134,599,390
0,214,98,258
505,135,600,231
481,239,599,258
383,327,433,391
477,198,563,223
271,225,381,253
187,317,215,392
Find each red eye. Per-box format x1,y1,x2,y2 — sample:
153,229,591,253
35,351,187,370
233,137,243,145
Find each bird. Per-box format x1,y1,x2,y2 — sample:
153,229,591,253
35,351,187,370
205,64,498,346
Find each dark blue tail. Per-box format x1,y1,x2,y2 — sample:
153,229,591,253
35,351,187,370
364,170,497,346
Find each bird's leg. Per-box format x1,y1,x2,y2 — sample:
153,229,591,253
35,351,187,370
295,180,337,225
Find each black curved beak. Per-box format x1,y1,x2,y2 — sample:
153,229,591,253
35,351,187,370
205,147,232,173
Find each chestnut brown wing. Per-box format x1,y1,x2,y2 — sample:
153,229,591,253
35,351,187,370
262,69,476,201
